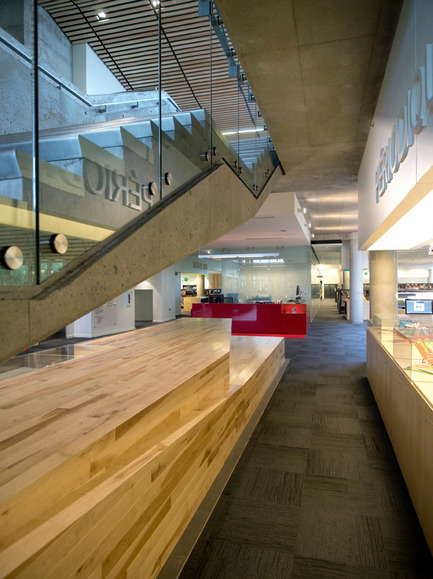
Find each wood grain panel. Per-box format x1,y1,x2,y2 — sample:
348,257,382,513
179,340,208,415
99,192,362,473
0,319,285,578
366,327,433,555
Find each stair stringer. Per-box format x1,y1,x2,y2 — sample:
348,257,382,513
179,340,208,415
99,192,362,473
0,161,283,364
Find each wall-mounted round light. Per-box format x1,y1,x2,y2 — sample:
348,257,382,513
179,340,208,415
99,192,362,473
148,182,158,196
1,246,23,270
50,234,68,255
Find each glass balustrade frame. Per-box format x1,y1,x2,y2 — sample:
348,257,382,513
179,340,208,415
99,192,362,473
0,0,279,287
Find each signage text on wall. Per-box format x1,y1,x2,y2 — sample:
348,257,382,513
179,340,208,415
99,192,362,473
375,43,433,202
84,161,155,211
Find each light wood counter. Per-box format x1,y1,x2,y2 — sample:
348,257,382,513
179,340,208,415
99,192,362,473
182,296,203,312
367,327,433,554
0,318,286,578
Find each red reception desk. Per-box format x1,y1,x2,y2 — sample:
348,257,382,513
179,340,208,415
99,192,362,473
191,303,310,338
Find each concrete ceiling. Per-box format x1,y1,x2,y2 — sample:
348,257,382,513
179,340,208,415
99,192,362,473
214,0,403,243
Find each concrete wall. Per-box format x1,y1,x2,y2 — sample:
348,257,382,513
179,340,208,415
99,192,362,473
0,4,175,134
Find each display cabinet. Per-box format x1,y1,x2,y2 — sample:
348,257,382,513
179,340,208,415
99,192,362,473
367,316,433,554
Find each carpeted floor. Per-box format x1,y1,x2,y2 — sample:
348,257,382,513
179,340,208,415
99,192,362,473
179,299,433,578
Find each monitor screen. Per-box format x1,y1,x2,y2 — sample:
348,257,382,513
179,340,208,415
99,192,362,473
405,299,433,315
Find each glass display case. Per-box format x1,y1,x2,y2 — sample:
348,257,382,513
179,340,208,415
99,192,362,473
370,315,433,398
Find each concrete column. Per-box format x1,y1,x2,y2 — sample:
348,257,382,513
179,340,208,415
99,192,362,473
429,268,433,283
369,250,398,324
196,274,205,296
349,234,364,323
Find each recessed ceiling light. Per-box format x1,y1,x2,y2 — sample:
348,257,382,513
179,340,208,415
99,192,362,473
151,0,160,6
97,11,107,19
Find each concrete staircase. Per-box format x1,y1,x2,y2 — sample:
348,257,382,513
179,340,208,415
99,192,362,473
0,110,282,363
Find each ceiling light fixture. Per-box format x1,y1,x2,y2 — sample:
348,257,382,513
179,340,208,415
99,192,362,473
222,127,266,136
151,0,160,7
97,11,107,19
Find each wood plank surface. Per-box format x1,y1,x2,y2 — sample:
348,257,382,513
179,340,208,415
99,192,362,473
0,318,285,578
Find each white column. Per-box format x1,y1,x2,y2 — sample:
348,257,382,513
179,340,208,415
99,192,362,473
349,234,364,323
341,240,350,288
146,270,176,323
369,250,398,325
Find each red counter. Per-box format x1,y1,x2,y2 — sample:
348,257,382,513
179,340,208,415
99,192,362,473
191,303,310,338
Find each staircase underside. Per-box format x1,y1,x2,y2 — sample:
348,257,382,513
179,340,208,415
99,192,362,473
0,162,282,364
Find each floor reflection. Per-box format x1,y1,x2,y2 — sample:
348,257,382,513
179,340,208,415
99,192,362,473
0,344,111,381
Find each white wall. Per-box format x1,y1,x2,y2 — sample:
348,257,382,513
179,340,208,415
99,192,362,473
358,0,433,249
135,255,221,323
66,291,135,338
72,43,125,95
398,267,430,282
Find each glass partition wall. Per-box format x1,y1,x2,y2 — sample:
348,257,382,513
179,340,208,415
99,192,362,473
0,0,279,287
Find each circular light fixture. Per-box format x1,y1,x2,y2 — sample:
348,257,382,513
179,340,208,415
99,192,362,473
164,172,173,185
1,246,23,270
148,182,158,196
50,234,68,255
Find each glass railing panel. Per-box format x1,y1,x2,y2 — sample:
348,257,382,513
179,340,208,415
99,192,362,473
34,0,164,283
159,0,212,194
0,1,37,286
1,0,280,288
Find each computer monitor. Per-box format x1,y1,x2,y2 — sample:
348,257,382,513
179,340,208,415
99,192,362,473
405,299,433,315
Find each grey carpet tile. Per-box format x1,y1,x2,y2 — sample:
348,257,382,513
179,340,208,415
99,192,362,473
263,407,314,429
312,412,362,436
305,448,372,480
180,301,433,578
181,539,295,579
301,476,380,516
310,430,367,451
211,498,300,551
257,424,313,449
379,516,432,574
231,467,304,507
236,442,309,473
296,508,387,568
291,556,388,578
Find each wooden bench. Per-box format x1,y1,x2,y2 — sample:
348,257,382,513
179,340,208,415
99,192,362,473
0,318,286,578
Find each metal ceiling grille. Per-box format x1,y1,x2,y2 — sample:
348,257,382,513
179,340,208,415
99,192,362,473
38,0,262,133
